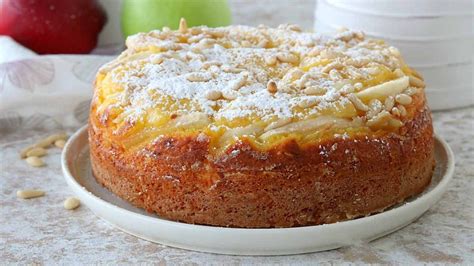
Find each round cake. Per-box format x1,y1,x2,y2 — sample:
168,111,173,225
89,20,435,228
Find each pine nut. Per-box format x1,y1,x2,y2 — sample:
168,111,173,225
265,55,277,66
54,139,66,148
366,110,391,128
277,53,299,64
384,96,395,111
388,46,400,57
322,62,343,73
267,80,278,93
205,90,222,100
221,65,245,73
391,107,401,117
303,86,326,95
36,132,68,148
20,145,36,159
409,75,425,88
298,97,320,108
395,94,413,105
186,72,212,82
398,105,407,116
404,87,419,96
222,91,238,100
367,99,383,119
208,30,225,38
283,68,304,82
227,74,248,91
179,17,188,33
17,189,45,199
64,197,81,210
308,47,321,57
388,118,404,128
26,147,47,157
26,156,45,167
393,68,405,78
348,94,369,112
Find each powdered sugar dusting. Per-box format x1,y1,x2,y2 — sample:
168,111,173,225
96,23,417,135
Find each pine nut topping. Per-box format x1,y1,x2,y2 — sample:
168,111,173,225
205,90,222,100
54,139,66,148
277,53,299,64
186,72,212,82
36,133,68,148
298,97,320,108
26,156,45,167
367,99,383,119
179,17,188,33
398,105,407,116
227,73,248,90
303,86,326,95
367,110,392,128
308,47,321,57
388,46,401,57
395,94,413,105
20,145,36,159
202,60,222,69
391,107,401,117
389,118,403,128
348,94,369,111
17,189,45,199
382,96,394,111
64,197,81,210
222,91,238,100
26,147,47,157
409,75,425,88
322,62,343,73
267,80,278,93
265,55,277,66
394,68,405,78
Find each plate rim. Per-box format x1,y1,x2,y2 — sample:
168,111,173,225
62,125,455,254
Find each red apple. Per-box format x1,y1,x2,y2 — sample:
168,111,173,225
0,0,107,54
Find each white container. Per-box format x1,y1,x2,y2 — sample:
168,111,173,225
314,0,474,110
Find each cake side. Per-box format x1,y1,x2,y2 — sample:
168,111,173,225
89,95,434,228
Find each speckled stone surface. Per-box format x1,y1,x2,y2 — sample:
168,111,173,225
1,0,473,264
1,107,473,264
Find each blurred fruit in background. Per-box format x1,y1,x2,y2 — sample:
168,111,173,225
121,0,231,37
0,0,107,54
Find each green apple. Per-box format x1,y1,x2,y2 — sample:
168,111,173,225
121,0,232,37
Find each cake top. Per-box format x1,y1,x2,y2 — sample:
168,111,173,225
93,19,425,150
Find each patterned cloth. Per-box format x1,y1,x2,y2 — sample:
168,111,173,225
0,37,114,134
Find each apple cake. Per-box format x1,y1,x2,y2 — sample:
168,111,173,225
89,20,435,228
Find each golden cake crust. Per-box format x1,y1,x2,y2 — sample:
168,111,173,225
89,96,434,228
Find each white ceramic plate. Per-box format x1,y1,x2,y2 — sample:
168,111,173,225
62,126,454,255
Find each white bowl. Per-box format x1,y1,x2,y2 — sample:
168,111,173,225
417,62,473,90
316,0,473,39
326,0,473,17
427,87,473,110
62,126,455,255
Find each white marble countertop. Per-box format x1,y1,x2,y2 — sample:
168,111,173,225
1,0,473,264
